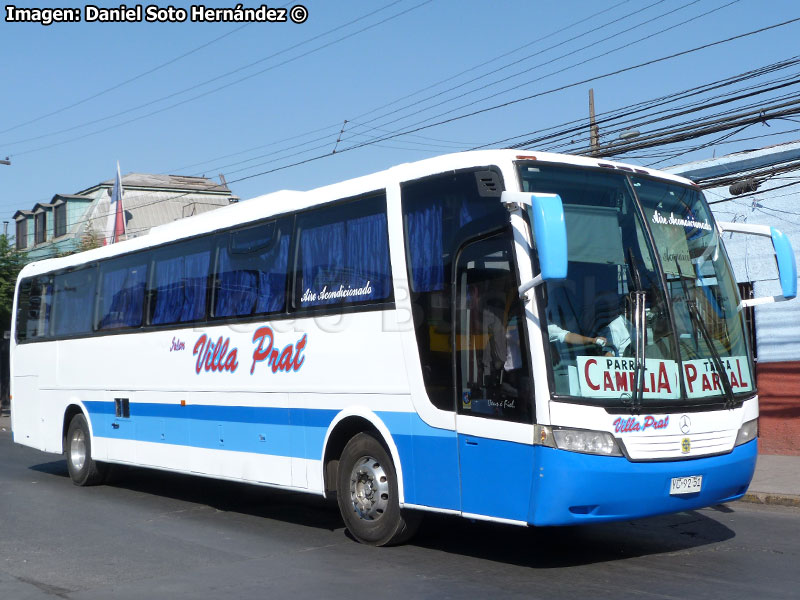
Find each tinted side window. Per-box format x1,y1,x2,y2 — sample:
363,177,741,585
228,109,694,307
53,268,96,336
97,258,147,330
401,169,507,411
16,276,53,341
213,218,291,318
294,194,391,309
150,239,211,325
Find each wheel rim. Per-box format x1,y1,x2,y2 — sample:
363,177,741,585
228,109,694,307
348,455,390,521
70,429,86,471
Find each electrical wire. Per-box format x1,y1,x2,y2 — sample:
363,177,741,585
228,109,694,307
5,0,432,155
0,22,254,135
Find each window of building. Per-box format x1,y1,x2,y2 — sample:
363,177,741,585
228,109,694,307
97,257,148,330
212,218,291,318
34,212,47,244
149,239,212,325
293,194,391,310
53,268,96,337
15,220,27,250
54,203,67,238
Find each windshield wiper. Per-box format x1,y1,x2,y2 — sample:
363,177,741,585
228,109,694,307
630,290,647,414
625,249,647,414
674,259,736,410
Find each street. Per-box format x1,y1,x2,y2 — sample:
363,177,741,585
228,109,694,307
1,425,798,600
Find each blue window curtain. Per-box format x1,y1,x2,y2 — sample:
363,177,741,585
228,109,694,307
298,208,391,308
405,198,444,292
53,270,95,336
214,224,289,318
405,194,500,293
98,263,147,329
152,250,210,324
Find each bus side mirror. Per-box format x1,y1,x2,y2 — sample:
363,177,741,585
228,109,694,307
501,191,567,296
717,221,797,305
771,227,798,300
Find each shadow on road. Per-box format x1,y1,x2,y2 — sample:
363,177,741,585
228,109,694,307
30,457,737,568
411,506,736,568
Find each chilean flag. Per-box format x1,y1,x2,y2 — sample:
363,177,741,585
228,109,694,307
105,162,126,244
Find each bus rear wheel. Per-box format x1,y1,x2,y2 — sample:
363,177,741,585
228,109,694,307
66,413,107,486
336,432,420,546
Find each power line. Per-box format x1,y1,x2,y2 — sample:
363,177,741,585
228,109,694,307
475,56,800,151
174,0,745,180
341,0,677,139
343,0,739,150
526,71,800,157
0,22,253,135
196,17,800,199
5,0,431,156
18,16,800,235
63,19,800,235
171,0,651,178
341,0,639,127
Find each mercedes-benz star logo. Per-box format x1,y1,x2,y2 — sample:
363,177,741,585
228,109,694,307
680,415,691,434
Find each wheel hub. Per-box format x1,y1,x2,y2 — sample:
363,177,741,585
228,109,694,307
70,429,86,471
349,456,389,521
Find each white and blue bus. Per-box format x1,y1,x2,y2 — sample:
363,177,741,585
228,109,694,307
11,150,797,545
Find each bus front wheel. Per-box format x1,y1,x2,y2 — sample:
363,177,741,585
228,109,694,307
336,432,420,546
66,413,107,486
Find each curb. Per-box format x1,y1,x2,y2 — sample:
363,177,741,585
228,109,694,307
739,491,800,508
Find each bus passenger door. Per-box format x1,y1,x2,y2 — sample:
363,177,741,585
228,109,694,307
454,234,535,522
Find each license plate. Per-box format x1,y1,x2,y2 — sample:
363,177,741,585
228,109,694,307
670,475,703,495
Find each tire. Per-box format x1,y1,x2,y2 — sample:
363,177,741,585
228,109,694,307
65,413,107,486
336,432,421,546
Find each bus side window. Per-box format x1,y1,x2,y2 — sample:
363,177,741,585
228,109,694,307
149,238,212,325
16,276,53,341
53,268,96,337
293,194,392,310
212,218,291,319
96,258,148,331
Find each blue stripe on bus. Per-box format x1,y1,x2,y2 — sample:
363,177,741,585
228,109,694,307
82,400,462,511
80,401,754,522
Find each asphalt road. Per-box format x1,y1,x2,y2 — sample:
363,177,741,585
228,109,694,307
1,426,798,600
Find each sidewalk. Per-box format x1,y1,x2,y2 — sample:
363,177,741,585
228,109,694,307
0,410,797,508
743,454,800,507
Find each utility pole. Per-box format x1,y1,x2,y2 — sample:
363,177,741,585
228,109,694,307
589,89,599,156
0,157,10,166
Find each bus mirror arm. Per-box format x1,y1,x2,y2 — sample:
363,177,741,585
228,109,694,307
501,191,568,295
518,275,543,298
717,221,797,306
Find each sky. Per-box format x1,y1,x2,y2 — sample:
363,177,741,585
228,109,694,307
2,0,800,229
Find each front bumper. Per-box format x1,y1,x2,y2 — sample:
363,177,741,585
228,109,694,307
529,438,757,525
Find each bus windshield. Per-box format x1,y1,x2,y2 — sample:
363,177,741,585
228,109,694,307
517,161,754,408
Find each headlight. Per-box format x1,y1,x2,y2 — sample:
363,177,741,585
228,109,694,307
552,427,623,456
735,418,758,446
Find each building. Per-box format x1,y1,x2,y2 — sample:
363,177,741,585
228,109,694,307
668,141,800,454
13,172,238,262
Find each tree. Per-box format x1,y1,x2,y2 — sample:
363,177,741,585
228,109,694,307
0,235,22,333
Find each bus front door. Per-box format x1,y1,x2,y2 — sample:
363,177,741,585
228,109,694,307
454,234,535,522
